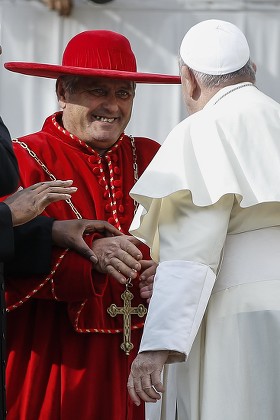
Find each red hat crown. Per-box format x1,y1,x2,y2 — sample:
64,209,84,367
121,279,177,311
62,30,137,72
5,30,181,84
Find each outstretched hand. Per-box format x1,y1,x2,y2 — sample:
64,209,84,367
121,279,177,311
4,180,77,226
52,219,123,263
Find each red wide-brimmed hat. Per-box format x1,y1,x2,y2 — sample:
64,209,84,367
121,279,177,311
5,30,181,84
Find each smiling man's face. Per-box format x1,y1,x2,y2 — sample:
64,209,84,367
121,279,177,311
57,76,135,154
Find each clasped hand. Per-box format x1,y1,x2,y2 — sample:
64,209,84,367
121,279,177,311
138,260,157,303
92,235,144,284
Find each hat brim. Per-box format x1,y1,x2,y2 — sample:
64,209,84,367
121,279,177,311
4,62,181,84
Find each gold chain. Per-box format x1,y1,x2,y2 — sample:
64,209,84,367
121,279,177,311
128,135,139,215
13,136,139,219
14,134,142,352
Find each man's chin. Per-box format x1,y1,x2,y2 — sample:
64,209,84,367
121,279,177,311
92,129,121,142
87,135,120,150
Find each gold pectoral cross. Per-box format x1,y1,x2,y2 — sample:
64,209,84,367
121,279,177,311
107,281,147,356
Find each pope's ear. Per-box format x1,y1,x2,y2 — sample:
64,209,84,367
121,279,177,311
181,65,197,99
252,62,257,73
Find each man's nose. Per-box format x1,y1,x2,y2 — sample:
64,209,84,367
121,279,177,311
101,92,119,112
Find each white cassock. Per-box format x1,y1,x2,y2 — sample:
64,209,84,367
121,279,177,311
129,82,280,420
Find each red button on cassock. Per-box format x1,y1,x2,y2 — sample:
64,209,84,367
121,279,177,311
115,191,123,200
99,178,106,187
111,154,118,163
92,166,100,174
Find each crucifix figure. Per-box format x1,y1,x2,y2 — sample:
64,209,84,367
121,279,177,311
107,281,147,355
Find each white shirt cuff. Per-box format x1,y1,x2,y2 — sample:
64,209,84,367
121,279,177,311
139,260,216,363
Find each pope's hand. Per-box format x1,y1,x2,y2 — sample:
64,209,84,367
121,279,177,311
4,180,77,226
127,350,169,406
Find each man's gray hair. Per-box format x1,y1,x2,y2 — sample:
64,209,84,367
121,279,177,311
179,57,256,88
56,75,85,94
56,75,137,94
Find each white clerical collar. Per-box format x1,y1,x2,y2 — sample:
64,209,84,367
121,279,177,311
204,82,254,109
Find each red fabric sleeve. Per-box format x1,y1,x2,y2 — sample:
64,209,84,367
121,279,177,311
5,233,109,310
52,233,108,301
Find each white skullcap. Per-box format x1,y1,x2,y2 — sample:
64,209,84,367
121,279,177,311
180,19,250,75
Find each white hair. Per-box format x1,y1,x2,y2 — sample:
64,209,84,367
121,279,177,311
179,56,256,89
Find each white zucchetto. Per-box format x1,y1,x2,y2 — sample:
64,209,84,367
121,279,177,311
180,19,250,75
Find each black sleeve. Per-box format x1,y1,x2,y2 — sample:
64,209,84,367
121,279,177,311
5,216,55,276
0,117,19,196
0,202,14,262
0,117,54,275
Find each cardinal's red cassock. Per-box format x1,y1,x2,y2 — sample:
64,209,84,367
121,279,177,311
5,112,160,420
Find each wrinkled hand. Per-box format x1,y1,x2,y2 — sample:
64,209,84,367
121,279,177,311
52,219,123,264
4,180,77,226
42,0,73,16
127,350,169,406
92,235,143,284
139,260,157,303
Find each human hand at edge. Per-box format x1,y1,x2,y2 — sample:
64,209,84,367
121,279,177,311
4,180,77,226
52,219,123,264
42,0,73,16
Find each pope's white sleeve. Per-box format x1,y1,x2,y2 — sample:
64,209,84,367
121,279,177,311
139,191,234,362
